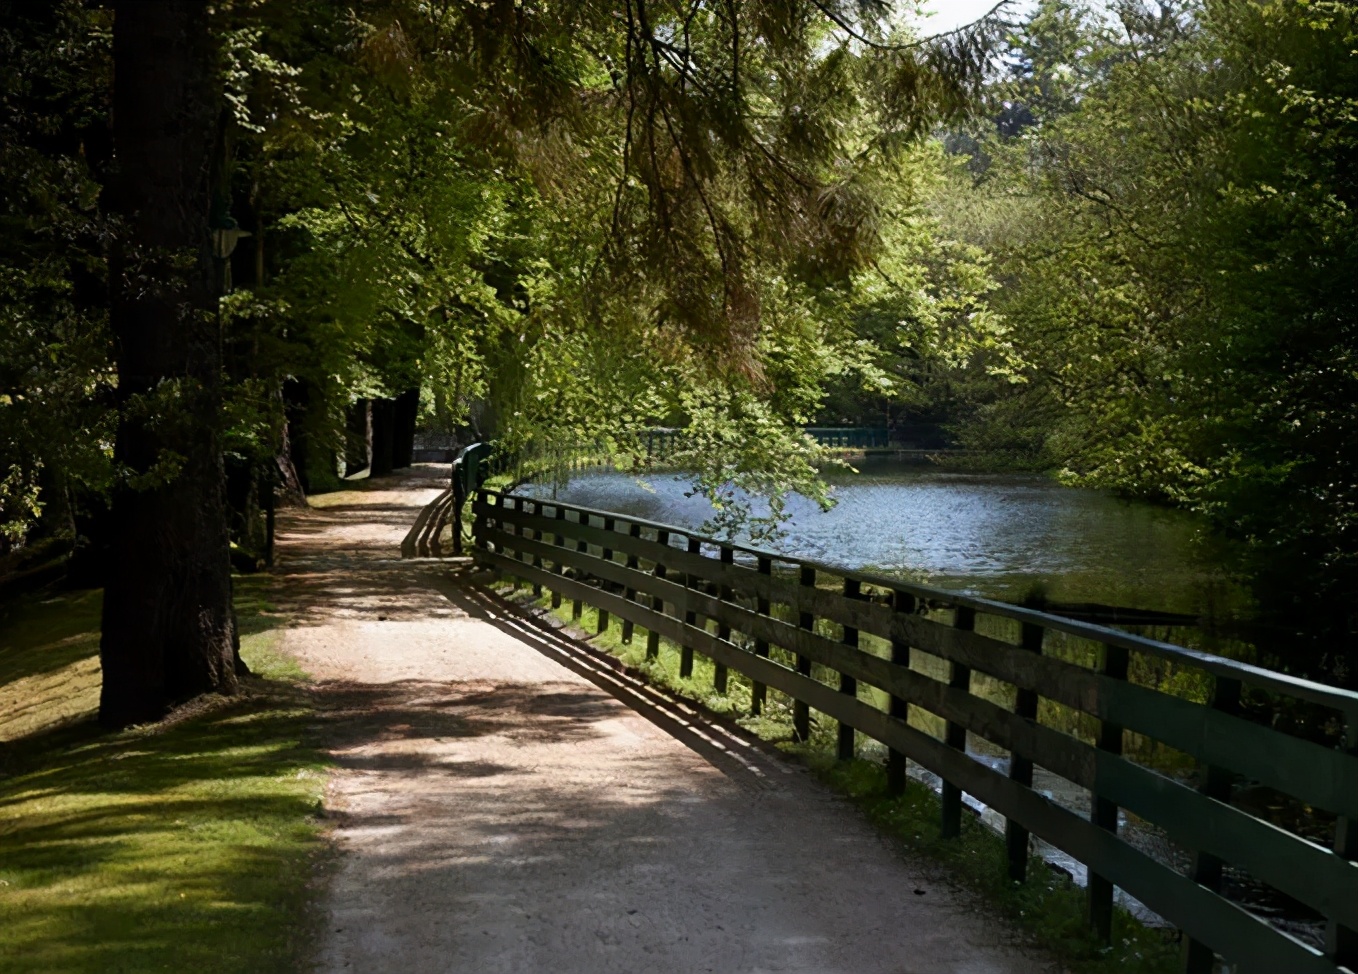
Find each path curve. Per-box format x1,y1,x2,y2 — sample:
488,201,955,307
275,466,1057,974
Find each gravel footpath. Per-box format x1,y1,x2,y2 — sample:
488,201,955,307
275,466,1057,974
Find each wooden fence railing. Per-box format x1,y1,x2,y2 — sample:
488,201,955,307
472,489,1358,974
805,426,890,449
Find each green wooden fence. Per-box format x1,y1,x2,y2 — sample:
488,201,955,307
805,426,890,448
472,489,1358,974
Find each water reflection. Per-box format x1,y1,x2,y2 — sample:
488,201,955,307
521,457,1243,625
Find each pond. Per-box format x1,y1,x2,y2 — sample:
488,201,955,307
521,456,1246,634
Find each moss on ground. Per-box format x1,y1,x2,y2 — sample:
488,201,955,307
0,576,328,974
498,581,1181,974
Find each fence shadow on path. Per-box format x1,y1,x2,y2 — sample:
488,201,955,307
428,568,794,795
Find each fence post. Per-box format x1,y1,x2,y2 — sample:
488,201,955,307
713,546,733,694
794,566,815,743
646,532,668,660
1006,621,1044,882
572,512,587,621
506,496,523,590
1182,675,1241,974
838,578,860,761
941,605,975,839
452,474,466,556
646,529,669,660
470,490,489,569
551,505,566,609
751,557,772,715
528,500,543,597
887,590,916,796
680,537,701,678
1089,642,1128,942
596,517,613,635
621,523,641,644
1327,709,1358,967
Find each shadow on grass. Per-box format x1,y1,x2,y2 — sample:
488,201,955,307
0,577,331,974
0,588,102,687
0,682,328,974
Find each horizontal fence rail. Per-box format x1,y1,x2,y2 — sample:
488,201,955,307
805,426,890,449
472,489,1358,974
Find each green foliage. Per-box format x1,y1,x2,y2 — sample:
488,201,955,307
0,2,114,549
938,0,1358,680
225,1,1014,515
2,0,1017,555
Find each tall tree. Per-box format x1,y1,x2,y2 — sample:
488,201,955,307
57,0,1001,722
99,0,237,727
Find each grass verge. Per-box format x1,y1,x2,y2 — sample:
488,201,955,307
496,581,1180,974
0,576,328,974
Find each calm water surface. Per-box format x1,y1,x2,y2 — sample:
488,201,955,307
523,457,1241,622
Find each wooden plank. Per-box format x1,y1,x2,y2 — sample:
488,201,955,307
1090,643,1127,943
489,504,1358,817
596,517,618,635
752,557,771,715
1007,622,1043,881
887,589,915,796
887,613,1358,819
477,544,1354,965
795,565,815,743
680,536,701,679
943,607,974,839
485,527,1358,933
1092,751,1358,934
571,510,588,620
621,522,641,644
1327,716,1358,966
839,578,860,761
551,503,566,609
527,499,544,597
1186,676,1240,973
484,490,1358,715
714,546,733,695
646,529,668,660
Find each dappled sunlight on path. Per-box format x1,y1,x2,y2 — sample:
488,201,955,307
275,468,1055,974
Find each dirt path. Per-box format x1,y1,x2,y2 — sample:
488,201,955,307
276,466,1057,974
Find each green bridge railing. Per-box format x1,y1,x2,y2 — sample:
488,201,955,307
805,426,890,448
473,488,1358,974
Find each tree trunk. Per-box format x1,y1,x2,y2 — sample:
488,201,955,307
100,1,238,728
281,378,311,496
370,398,396,477
392,388,419,469
344,399,372,477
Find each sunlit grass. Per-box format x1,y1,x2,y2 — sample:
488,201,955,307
0,577,327,974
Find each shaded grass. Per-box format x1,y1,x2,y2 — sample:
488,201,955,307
0,578,327,974
0,589,103,744
498,580,1179,974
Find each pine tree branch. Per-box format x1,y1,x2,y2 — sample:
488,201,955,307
809,0,1013,52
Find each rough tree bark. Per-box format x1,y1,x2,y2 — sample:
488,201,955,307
99,1,238,728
